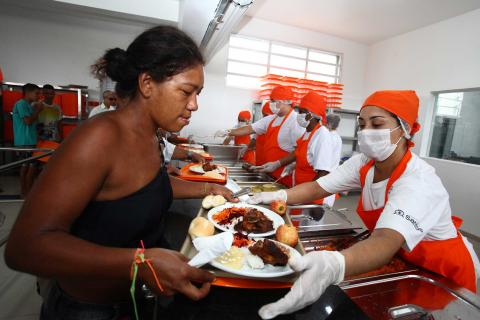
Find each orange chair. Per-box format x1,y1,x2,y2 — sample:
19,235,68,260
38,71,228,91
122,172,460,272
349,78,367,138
2,90,23,112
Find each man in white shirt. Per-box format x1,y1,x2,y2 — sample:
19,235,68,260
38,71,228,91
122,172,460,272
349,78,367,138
88,90,117,118
214,86,304,186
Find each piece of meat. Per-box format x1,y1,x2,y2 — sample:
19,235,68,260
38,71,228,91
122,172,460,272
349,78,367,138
249,239,289,266
202,162,217,172
234,209,273,234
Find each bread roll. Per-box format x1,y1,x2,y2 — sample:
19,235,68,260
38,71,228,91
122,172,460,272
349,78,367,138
188,217,215,239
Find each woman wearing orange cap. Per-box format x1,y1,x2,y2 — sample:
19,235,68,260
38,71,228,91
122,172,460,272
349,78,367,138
222,110,255,164
250,90,480,320
215,86,305,186
271,91,342,206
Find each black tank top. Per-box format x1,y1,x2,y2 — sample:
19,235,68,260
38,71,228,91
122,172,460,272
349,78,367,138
71,166,173,248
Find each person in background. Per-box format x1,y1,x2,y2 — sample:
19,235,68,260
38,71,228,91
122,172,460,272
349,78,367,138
215,86,305,186
250,90,480,319
269,92,340,206
12,83,43,196
222,110,255,164
253,102,274,166
326,113,343,165
88,90,117,118
37,84,62,142
6,26,237,319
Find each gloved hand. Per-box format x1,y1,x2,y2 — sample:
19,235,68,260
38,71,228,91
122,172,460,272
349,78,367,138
247,190,287,205
258,160,281,173
238,145,248,158
281,162,295,177
259,251,345,319
214,129,231,139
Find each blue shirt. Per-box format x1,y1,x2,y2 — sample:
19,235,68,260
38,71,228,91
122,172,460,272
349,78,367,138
12,99,37,146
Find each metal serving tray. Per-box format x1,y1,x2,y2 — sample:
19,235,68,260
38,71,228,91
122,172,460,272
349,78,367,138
180,206,306,287
203,144,245,161
289,204,363,236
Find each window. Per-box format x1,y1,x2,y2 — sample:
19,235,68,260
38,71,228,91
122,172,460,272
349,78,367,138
226,34,342,89
428,89,480,165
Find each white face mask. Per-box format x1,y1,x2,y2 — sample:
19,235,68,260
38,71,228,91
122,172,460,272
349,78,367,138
270,102,280,114
238,121,248,126
357,126,402,161
296,113,310,128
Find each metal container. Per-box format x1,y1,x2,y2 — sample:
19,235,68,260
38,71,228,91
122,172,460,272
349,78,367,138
341,273,480,320
203,144,245,161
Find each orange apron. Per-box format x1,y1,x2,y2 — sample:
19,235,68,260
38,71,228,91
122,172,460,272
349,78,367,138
234,135,255,164
294,124,324,204
255,134,267,166
356,149,477,293
264,109,294,187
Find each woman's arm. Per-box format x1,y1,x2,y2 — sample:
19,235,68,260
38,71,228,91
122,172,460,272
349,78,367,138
169,176,238,202
229,125,255,137
5,119,214,298
285,181,332,204
342,228,405,276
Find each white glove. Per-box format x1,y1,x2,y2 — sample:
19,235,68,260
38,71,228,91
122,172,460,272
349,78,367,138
281,162,295,177
238,145,248,158
259,251,345,319
214,129,231,138
258,160,281,173
247,190,287,205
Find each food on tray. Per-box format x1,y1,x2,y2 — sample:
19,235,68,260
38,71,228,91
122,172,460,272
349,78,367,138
249,239,289,266
246,254,265,269
232,232,253,248
214,246,244,270
262,183,280,192
275,224,299,247
234,208,274,234
202,162,217,172
203,171,224,180
270,200,287,215
212,207,274,234
202,195,227,209
188,217,214,239
251,184,282,193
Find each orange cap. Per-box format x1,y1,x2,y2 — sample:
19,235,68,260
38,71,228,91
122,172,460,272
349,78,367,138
262,102,273,116
270,85,293,101
238,110,251,121
299,91,327,125
361,90,421,135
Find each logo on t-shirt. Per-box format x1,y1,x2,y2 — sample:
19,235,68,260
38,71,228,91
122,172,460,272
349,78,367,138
393,209,424,233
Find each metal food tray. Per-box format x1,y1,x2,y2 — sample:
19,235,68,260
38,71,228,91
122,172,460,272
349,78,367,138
180,206,306,287
289,204,363,236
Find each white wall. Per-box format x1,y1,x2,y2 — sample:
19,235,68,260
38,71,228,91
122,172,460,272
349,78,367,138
182,17,369,142
0,6,148,99
365,9,480,236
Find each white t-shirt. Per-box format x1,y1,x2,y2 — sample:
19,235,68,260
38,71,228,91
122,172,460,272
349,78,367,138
300,126,342,172
252,111,305,153
317,153,459,251
296,126,341,207
88,103,116,118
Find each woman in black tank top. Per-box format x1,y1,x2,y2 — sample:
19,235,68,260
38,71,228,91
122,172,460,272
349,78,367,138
6,26,237,319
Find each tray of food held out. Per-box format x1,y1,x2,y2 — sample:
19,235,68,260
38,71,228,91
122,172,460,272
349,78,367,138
177,144,213,161
180,196,306,289
178,162,227,184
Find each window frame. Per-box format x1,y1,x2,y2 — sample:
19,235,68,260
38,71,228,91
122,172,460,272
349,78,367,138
226,34,343,89
426,87,480,166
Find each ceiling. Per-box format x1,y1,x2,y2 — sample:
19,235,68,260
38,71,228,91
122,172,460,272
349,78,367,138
247,0,480,44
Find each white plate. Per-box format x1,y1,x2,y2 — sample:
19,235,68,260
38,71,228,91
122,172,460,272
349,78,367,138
210,239,301,278
189,165,205,174
207,203,284,237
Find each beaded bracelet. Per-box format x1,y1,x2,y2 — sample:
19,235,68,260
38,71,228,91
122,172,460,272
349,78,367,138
130,240,163,320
